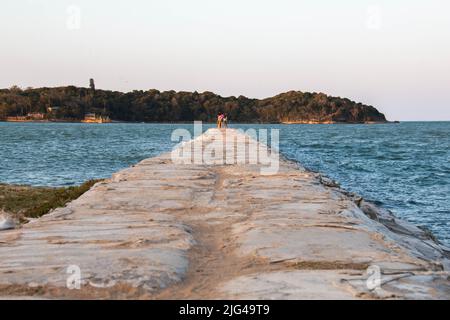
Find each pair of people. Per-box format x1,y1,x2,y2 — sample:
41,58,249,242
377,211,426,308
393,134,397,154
217,113,228,129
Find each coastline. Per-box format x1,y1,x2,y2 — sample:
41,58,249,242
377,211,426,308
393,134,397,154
0,119,395,125
0,87,389,124
0,129,448,299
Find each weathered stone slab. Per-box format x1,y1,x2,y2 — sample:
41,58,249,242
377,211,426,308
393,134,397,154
221,271,358,300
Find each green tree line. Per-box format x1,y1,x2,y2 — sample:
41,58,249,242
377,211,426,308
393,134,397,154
0,86,387,123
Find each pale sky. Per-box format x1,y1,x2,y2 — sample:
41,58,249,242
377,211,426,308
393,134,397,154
1,0,449,121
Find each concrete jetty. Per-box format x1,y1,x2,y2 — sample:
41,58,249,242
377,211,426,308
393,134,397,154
0,129,449,299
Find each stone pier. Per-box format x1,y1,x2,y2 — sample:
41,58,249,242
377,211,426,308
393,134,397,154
0,129,449,299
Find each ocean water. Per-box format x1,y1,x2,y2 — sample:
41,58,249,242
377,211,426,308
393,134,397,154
0,122,449,245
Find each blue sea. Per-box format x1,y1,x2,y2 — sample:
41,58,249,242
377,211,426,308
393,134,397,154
0,122,449,245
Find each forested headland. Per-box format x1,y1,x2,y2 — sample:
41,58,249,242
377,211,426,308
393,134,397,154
0,85,387,123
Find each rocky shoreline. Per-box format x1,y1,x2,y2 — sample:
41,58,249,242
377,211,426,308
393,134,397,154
317,174,450,268
0,129,448,299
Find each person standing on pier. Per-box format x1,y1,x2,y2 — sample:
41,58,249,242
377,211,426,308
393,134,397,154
217,113,224,128
222,114,228,128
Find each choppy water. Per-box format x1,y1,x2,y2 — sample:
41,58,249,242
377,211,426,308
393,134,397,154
0,122,449,245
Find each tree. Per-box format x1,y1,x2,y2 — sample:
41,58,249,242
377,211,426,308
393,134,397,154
9,85,22,93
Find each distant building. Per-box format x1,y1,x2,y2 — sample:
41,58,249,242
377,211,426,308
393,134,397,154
82,113,111,123
27,112,45,120
83,113,97,122
5,113,45,122
5,116,28,122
